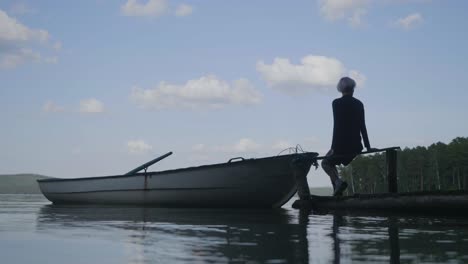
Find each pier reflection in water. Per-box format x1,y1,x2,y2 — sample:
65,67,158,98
34,203,468,264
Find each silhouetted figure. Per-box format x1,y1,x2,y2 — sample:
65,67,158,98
322,77,376,196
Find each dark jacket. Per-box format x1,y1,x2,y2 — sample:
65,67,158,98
331,95,370,154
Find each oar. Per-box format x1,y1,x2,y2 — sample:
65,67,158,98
125,151,173,175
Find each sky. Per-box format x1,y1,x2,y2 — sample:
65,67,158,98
1,0,467,187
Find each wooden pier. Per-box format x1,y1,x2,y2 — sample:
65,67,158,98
292,191,468,215
292,147,468,215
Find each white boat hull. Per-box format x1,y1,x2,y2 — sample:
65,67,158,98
38,154,316,208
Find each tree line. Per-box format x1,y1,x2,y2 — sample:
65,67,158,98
338,137,468,194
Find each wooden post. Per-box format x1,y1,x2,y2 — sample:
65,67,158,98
387,149,398,193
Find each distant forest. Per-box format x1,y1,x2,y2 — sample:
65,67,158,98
338,137,468,194
0,174,50,194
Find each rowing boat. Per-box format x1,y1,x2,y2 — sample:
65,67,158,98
38,152,318,208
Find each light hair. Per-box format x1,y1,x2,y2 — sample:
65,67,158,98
337,77,356,93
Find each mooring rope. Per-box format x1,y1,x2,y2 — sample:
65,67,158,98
276,144,307,156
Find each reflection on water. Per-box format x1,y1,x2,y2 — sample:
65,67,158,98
36,205,308,263
1,195,468,264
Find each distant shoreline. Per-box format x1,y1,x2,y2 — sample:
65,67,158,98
0,174,51,194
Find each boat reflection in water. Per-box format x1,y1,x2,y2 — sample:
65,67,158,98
36,205,468,263
37,205,310,263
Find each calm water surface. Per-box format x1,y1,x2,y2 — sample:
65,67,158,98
1,194,468,263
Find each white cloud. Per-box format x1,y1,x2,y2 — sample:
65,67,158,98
42,101,65,113
130,75,262,110
229,138,261,153
175,4,193,17
318,0,429,27
0,48,59,69
395,13,423,30
0,48,40,69
127,140,153,154
318,0,370,26
121,0,167,17
257,55,365,94
79,98,104,113
0,9,48,42
0,9,59,69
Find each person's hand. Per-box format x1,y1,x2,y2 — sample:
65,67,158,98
326,149,334,156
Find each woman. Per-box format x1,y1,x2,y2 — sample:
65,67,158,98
322,77,376,196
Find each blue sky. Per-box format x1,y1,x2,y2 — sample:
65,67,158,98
1,0,467,186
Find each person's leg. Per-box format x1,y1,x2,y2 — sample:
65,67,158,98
295,167,311,200
322,158,339,187
322,157,348,196
292,157,312,200
332,154,360,196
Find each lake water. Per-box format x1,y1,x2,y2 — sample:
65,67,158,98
1,195,468,264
